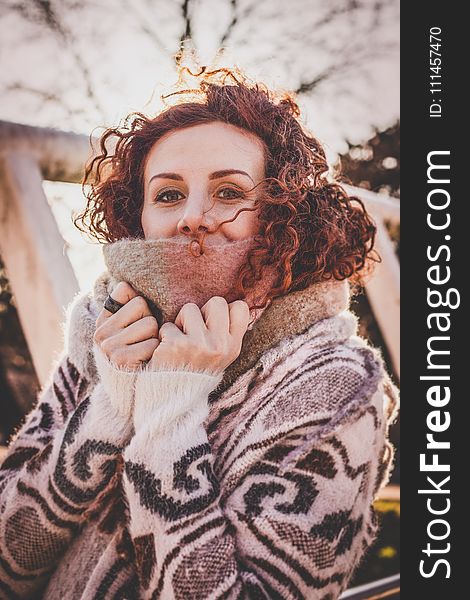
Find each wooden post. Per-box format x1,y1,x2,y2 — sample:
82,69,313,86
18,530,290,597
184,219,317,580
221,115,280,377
364,218,400,379
0,153,79,385
0,120,93,184
342,184,400,379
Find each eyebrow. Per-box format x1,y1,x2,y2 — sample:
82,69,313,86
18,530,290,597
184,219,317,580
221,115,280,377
148,169,255,188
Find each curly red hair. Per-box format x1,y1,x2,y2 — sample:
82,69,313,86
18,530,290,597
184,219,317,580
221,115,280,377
74,66,378,304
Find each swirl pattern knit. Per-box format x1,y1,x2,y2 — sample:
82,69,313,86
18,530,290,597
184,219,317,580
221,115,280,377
0,239,399,600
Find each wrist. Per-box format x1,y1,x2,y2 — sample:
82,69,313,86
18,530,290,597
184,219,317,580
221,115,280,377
133,367,223,433
85,383,135,443
92,342,138,420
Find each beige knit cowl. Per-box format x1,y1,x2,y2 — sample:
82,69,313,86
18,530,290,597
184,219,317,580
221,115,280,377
100,235,277,327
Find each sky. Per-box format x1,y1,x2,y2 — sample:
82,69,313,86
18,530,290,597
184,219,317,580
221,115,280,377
0,0,399,291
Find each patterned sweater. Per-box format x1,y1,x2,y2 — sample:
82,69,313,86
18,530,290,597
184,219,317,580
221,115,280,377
0,242,399,600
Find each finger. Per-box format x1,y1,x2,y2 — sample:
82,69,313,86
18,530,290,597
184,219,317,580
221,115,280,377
111,315,159,346
228,300,251,338
96,296,153,342
174,303,207,336
106,338,160,369
158,321,185,342
104,282,139,315
201,296,230,334
96,281,140,328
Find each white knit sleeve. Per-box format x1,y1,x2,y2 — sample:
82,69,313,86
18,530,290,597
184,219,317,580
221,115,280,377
92,342,138,422
132,368,223,435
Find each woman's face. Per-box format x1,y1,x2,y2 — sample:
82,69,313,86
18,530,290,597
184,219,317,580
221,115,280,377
141,121,265,241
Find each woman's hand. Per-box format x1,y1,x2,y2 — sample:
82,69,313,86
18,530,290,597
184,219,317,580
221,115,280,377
147,296,250,374
94,282,160,370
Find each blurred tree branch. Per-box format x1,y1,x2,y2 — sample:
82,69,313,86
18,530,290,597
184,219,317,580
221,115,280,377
0,0,398,146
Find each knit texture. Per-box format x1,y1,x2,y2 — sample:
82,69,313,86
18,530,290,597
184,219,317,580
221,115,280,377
0,238,399,600
102,236,277,325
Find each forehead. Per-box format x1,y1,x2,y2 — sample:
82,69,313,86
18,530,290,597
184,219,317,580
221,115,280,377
144,121,266,179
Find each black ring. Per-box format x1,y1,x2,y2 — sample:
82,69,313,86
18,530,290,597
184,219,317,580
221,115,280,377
104,295,125,314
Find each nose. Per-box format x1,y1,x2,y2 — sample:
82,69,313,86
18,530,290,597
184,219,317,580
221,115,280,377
177,196,215,236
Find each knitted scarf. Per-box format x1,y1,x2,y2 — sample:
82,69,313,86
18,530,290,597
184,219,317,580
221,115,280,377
100,236,278,326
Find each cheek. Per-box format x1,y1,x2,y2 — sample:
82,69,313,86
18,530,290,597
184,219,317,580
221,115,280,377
222,208,260,239
141,205,175,239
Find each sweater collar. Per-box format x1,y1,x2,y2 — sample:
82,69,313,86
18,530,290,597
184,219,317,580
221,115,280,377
92,237,350,392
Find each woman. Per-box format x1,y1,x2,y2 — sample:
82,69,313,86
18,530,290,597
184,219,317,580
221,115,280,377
0,67,399,599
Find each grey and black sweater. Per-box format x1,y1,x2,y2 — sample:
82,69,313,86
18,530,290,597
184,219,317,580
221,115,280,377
0,239,399,599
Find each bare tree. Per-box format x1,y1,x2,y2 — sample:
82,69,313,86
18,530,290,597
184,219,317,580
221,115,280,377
0,0,399,149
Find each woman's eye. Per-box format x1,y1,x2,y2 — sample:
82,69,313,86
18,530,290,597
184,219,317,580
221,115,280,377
153,187,245,204
154,189,183,204
217,187,245,200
